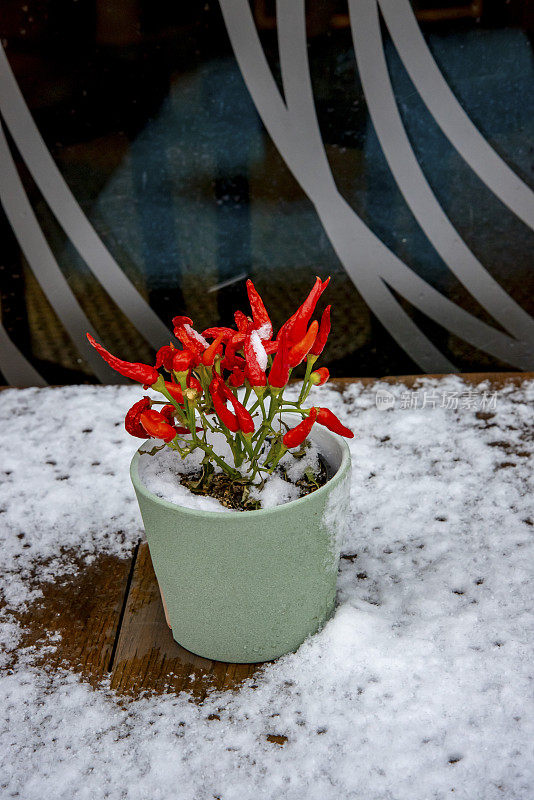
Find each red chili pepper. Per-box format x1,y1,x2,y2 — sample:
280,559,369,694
244,332,267,387
125,397,151,438
139,409,177,442
222,356,246,374
173,322,208,356
219,382,255,434
234,401,255,434
87,334,159,385
172,349,195,373
201,327,235,342
187,374,203,393
202,332,225,366
277,276,330,347
310,367,329,386
160,404,199,434
283,408,318,449
229,367,245,387
159,404,176,425
234,310,251,333
171,315,193,327
268,328,290,388
155,345,175,372
315,407,354,438
246,279,272,340
209,379,239,432
263,340,278,355
224,353,246,370
164,381,184,404
310,305,331,357
221,333,245,371
288,320,319,368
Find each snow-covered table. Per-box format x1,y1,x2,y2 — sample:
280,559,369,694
1,373,533,799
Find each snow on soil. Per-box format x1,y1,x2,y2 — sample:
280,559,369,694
1,378,533,799
139,429,321,511
140,438,233,512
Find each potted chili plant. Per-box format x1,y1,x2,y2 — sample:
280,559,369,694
88,277,352,662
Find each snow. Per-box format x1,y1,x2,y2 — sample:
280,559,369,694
280,440,320,484
249,329,268,371
323,467,351,568
249,473,300,508
254,321,273,341
1,377,534,799
139,429,323,511
139,435,233,512
183,323,208,349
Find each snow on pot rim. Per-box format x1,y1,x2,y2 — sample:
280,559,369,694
131,419,351,518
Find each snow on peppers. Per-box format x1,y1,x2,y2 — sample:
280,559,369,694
246,279,272,341
173,319,208,356
244,331,267,387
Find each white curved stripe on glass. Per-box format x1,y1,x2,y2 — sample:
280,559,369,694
219,0,533,369
277,0,533,368
349,0,534,348
0,123,126,384
0,45,169,351
219,0,453,371
0,323,46,387
378,0,534,231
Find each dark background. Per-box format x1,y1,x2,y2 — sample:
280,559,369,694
1,0,533,383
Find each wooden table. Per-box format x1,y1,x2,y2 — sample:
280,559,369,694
12,372,533,700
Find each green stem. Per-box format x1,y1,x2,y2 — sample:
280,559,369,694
198,410,216,433
194,438,240,478
239,433,255,463
298,358,315,403
151,376,188,426
250,393,280,479
279,405,307,416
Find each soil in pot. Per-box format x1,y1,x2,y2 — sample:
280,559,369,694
180,451,329,511
140,431,331,513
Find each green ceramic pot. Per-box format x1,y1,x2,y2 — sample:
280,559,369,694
130,426,351,663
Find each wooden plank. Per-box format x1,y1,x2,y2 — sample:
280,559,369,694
109,543,260,697
15,552,134,687
330,372,534,390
